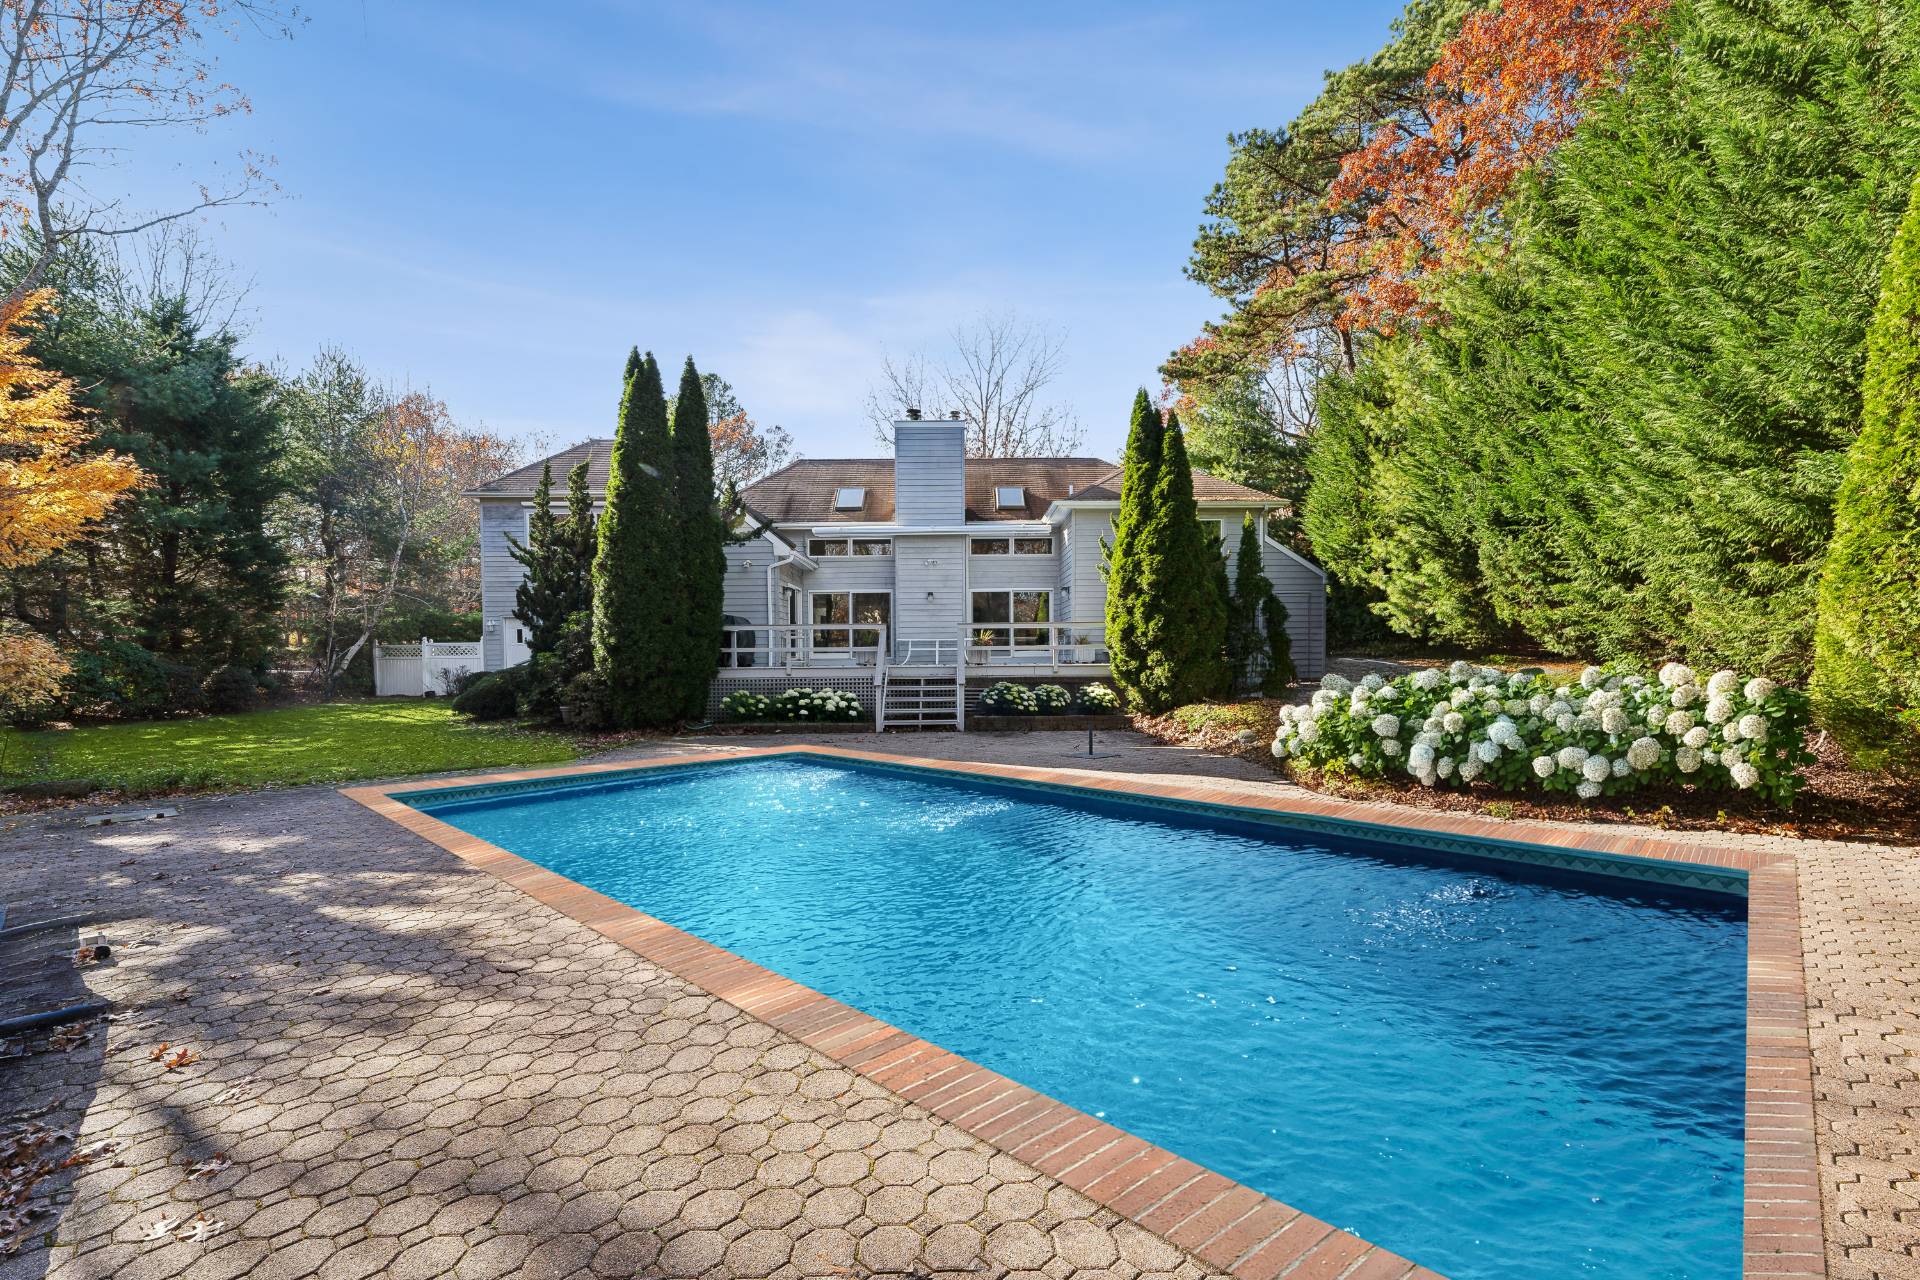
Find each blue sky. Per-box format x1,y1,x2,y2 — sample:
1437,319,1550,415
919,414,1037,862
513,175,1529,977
120,2,1404,461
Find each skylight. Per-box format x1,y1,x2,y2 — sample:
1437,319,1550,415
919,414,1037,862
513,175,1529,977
995,485,1025,509
833,486,865,511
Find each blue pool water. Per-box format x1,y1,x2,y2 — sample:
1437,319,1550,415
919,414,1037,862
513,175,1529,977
410,757,1746,1280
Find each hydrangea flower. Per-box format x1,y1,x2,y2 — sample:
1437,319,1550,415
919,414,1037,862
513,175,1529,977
1459,758,1482,781
1675,746,1702,773
1371,713,1400,738
1626,737,1661,770
1708,670,1738,695
1669,684,1698,708
1704,695,1734,725
1730,762,1760,789
1737,713,1768,741
1412,668,1444,691
1408,743,1436,772
1744,677,1776,702
1321,673,1353,693
1576,780,1602,799
1436,757,1456,778
1664,709,1695,736
1582,756,1612,783
1381,739,1403,757
1581,666,1605,689
1683,726,1711,748
1658,662,1695,688
1601,707,1628,735
1556,745,1588,770
1475,740,1501,764
1532,755,1555,778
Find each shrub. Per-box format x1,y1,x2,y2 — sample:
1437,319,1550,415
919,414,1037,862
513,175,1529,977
768,688,864,723
720,690,772,721
1076,683,1121,713
1031,684,1073,714
201,665,260,714
445,668,489,699
60,640,202,720
451,671,520,722
1272,661,1815,807
978,682,1038,715
562,670,614,731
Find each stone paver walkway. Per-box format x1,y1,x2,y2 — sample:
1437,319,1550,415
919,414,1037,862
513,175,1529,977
1,730,1915,1279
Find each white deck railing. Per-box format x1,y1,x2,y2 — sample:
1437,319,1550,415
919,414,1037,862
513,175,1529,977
717,622,1109,673
962,622,1108,671
719,623,890,670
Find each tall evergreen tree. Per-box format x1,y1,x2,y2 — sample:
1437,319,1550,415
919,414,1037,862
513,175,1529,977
1813,168,1920,774
560,458,596,624
1105,391,1165,704
507,462,570,654
1261,591,1296,694
1226,514,1270,691
1147,411,1231,707
592,351,682,727
671,357,726,718
53,295,285,670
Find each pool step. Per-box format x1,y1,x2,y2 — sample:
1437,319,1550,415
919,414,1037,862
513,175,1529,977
880,674,962,730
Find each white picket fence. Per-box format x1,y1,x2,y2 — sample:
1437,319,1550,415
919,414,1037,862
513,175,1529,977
373,639,483,697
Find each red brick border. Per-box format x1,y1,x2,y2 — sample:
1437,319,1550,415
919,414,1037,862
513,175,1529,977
342,744,1823,1279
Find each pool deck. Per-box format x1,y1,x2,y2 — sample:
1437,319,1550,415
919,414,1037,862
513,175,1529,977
0,729,1909,1280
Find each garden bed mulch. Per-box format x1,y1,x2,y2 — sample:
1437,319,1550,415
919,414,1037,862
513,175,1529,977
1135,700,1920,846
970,714,1130,733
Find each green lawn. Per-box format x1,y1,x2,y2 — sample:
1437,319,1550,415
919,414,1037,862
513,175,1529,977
0,700,581,795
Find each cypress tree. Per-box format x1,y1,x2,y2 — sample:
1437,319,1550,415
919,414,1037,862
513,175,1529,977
507,462,569,654
1261,592,1296,694
1105,391,1165,705
592,351,682,727
1226,514,1270,691
1145,411,1231,708
671,357,726,718
1813,168,1920,774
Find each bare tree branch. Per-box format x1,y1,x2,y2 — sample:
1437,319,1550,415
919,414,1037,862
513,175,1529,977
867,311,1086,457
0,1,296,304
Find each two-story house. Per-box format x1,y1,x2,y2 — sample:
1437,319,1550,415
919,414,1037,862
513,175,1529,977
469,415,1325,726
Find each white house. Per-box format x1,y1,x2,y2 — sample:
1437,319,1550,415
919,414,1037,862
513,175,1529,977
468,415,1326,726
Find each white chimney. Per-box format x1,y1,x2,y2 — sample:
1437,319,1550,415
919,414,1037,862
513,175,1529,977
893,418,965,526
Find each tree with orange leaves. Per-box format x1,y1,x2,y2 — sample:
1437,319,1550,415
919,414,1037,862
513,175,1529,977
0,291,144,569
1327,0,1670,330
0,287,143,721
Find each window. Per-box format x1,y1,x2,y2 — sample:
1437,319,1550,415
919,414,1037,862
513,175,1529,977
833,486,865,511
852,539,892,556
971,536,1053,556
808,538,849,557
971,590,1051,647
811,592,890,649
995,485,1025,509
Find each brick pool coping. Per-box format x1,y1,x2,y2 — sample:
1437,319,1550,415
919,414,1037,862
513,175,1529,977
342,743,1823,1280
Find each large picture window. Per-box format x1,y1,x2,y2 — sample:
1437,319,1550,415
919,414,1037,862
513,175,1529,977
811,591,890,649
971,590,1051,647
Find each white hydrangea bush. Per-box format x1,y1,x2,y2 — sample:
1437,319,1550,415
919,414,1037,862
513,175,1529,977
1271,660,1813,806
722,687,866,722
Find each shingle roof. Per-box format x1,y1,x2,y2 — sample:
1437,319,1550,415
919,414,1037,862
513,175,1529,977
471,442,1287,516
469,440,615,495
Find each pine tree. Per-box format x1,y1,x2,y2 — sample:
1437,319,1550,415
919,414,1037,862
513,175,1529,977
1105,391,1165,705
1813,168,1920,774
592,351,683,727
1226,514,1270,691
560,458,596,626
507,462,570,654
671,357,726,718
1261,593,1297,693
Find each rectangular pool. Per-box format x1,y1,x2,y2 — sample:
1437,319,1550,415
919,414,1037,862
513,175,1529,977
402,755,1747,1280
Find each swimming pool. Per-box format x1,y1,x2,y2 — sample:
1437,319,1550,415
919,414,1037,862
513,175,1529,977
401,754,1748,1280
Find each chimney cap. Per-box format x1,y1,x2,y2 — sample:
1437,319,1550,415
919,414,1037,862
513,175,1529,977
949,409,962,420
905,407,922,420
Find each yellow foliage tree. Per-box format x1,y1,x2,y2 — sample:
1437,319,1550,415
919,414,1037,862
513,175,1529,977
0,291,145,569
0,290,144,725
